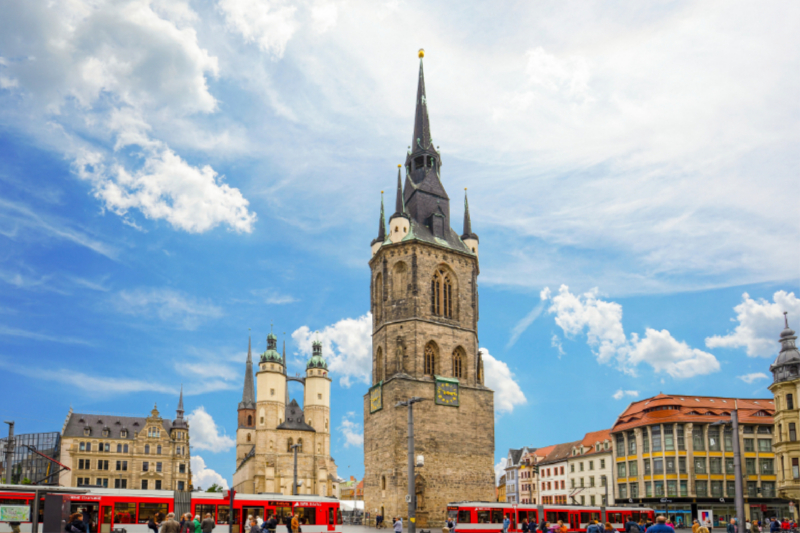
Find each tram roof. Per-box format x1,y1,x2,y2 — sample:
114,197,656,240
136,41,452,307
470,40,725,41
448,502,652,512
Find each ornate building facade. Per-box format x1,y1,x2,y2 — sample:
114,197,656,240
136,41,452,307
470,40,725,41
769,313,800,506
362,51,495,527
232,334,338,496
59,393,191,490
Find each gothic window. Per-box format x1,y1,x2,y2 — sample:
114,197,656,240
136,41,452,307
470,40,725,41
287,438,294,452
431,268,454,318
247,415,253,426
374,273,383,321
247,434,251,443
393,262,408,299
452,347,464,379
424,342,437,375
297,438,303,452
381,476,387,490
376,347,384,383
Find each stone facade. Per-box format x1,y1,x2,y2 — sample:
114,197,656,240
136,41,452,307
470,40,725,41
59,399,190,491
232,335,338,496
363,53,495,528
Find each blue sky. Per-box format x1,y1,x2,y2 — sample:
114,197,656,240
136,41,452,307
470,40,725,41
0,0,798,489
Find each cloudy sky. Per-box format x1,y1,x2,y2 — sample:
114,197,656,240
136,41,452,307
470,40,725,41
0,0,798,489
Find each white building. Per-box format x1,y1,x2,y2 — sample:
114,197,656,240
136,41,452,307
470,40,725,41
566,429,615,507
519,445,555,504
538,441,579,505
505,447,535,504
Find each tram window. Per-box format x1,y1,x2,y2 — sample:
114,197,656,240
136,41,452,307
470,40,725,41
608,513,623,524
491,509,503,524
138,503,168,524
196,505,215,522
218,505,230,525
630,512,642,522
329,509,334,525
114,502,136,524
547,512,569,524
244,507,264,520
477,511,490,523
274,506,292,523
295,507,317,525
458,510,472,523
581,512,600,524
337,509,343,525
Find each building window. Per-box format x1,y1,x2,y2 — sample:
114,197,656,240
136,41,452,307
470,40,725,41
696,481,708,497
79,459,90,470
747,481,758,497
644,458,651,475
653,458,664,475
79,442,85,451
157,445,161,455
155,480,161,490
179,463,186,474
694,457,707,474
374,273,383,320
580,462,584,472
115,479,127,489
580,477,584,487
143,462,149,472
590,496,596,506
727,481,736,497
156,462,162,472
710,457,722,474
452,348,464,379
652,425,662,452
664,424,674,451
116,460,128,471
693,426,704,451
98,460,108,471
724,427,733,451
590,476,595,487
600,459,605,469
758,439,773,452
571,479,575,489
178,481,185,491
746,458,757,475
560,466,564,475
630,482,639,498
744,438,755,452
424,343,436,375
654,481,664,497
121,429,127,438
431,268,453,318
570,464,575,473
666,457,675,474
617,462,626,478
679,480,688,497
678,457,687,474
711,481,723,498
142,480,148,490
618,484,628,499
676,424,685,450
616,434,625,456
287,437,294,452
642,427,649,453
708,427,720,451
726,457,735,474
86,443,92,452
791,423,797,441
627,431,636,455
761,458,774,475
589,460,594,470
145,444,150,454
667,480,677,497
762,482,775,498
788,394,794,410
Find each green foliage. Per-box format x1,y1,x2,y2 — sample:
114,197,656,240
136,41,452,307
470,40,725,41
21,478,32,485
206,483,223,493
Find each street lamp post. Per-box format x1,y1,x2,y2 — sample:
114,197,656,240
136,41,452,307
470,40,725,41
3,421,14,485
600,476,608,525
291,443,301,496
396,397,424,533
710,407,745,533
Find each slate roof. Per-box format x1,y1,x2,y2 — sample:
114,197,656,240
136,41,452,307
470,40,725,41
277,399,315,432
538,440,582,466
63,412,174,440
239,337,256,410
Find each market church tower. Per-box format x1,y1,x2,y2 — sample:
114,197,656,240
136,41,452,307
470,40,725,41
363,50,495,527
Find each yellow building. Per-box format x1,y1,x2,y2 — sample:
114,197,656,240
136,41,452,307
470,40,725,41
611,393,786,525
232,334,338,496
497,474,506,502
59,393,190,490
769,313,800,509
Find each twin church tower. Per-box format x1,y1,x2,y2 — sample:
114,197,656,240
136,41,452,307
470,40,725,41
363,51,496,526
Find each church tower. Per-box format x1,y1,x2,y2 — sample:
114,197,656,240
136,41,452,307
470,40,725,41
236,337,257,463
363,50,495,527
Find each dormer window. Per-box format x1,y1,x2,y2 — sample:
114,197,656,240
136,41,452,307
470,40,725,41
121,429,128,438
102,428,110,437
84,427,91,436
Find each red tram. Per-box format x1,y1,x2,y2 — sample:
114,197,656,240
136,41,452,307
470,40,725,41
446,502,655,533
0,485,342,533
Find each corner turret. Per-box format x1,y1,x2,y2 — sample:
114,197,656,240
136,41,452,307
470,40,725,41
388,165,410,243
461,189,479,258
371,192,387,256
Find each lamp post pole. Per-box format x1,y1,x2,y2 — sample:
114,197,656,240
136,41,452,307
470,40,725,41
397,397,424,533
711,407,745,533
3,421,14,485
291,444,301,496
601,476,608,525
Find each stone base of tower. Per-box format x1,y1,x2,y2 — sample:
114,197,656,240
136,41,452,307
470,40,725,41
363,375,495,528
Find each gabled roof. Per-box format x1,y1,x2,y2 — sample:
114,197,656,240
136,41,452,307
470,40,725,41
539,440,582,466
63,413,173,440
571,429,612,457
277,399,315,432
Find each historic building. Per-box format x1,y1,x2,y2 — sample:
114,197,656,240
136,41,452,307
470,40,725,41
232,334,339,496
362,51,495,527
59,393,190,490
520,445,555,505
537,441,579,505
769,313,800,506
566,430,614,507
611,393,786,524
505,447,534,504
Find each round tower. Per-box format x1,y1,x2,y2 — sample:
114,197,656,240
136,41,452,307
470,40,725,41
304,340,331,457
256,332,287,431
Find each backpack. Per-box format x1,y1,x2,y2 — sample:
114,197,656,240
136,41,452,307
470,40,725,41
631,526,641,533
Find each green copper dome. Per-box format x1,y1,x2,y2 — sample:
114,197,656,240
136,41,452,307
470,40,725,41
307,340,327,370
260,332,282,364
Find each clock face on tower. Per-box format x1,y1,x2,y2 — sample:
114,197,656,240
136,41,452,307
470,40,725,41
435,376,459,407
370,383,383,413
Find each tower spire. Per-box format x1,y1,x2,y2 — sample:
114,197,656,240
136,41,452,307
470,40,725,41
461,188,479,244
176,385,184,419
412,49,433,152
373,191,386,243
238,336,256,410
391,165,406,218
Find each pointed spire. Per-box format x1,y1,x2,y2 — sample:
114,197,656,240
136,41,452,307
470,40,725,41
373,191,386,244
461,188,479,242
176,385,184,419
412,49,433,153
239,336,256,410
390,165,407,221
785,311,790,329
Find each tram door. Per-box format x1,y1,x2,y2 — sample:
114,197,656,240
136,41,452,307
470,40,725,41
99,506,114,533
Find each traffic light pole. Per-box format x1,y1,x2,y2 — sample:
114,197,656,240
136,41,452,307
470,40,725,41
397,397,423,533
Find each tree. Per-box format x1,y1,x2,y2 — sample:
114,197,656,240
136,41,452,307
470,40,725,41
21,478,32,485
206,483,224,493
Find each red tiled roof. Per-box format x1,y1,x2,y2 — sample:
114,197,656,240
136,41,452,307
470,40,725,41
612,394,775,433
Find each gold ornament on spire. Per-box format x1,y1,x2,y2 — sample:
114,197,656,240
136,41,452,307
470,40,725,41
398,164,402,168
418,49,425,58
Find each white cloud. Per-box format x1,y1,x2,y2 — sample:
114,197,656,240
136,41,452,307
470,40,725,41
481,348,527,414
551,334,565,358
292,313,372,387
191,455,228,490
507,301,544,348
494,457,508,485
339,413,363,448
114,287,223,330
0,325,93,346
543,285,720,378
739,372,769,384
612,389,639,400
187,407,236,453
250,288,298,305
218,0,298,58
706,291,800,357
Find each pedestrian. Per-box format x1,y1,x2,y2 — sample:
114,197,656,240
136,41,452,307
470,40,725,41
394,517,403,533
781,520,790,532
148,514,160,533
180,514,194,533
752,521,761,533
704,517,714,533
640,521,647,533
193,515,202,533
605,524,614,532
588,520,602,533
504,515,511,533
540,518,548,533
627,517,641,533
770,519,780,533
522,519,530,533
245,515,253,533
256,515,264,529
646,517,674,533
201,513,216,533
65,513,86,533
666,519,674,530
558,521,567,533
160,513,181,533
291,513,299,533
9,521,20,533
693,520,700,533
727,520,737,533
267,514,278,533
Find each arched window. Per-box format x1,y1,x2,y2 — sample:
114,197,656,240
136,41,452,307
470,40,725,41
298,438,303,452
287,438,294,452
452,347,464,379
325,419,328,430
247,433,251,443
144,444,150,454
157,445,161,455
376,347,384,383
424,343,436,375
431,268,453,318
393,262,408,299
381,476,387,490
374,273,383,321
247,415,253,426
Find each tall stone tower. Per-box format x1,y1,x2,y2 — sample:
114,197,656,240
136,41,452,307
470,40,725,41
236,337,256,463
363,50,495,527
304,341,332,457
769,313,800,503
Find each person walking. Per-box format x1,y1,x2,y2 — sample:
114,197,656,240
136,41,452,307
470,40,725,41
504,515,511,533
752,521,761,533
727,519,737,533
394,517,403,533
180,514,194,533
693,520,700,533
558,521,567,533
160,513,181,533
201,513,215,533
770,519,780,533
148,514,160,533
193,515,202,533
66,513,86,533
587,520,602,533
291,514,299,533
626,517,641,533
605,524,615,533
522,519,530,533
540,518,548,533
645,517,675,533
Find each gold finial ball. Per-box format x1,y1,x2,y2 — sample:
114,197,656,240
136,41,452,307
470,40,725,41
418,49,425,58
381,190,384,194
398,164,402,168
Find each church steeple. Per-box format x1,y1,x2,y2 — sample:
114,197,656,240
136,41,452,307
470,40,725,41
461,188,479,256
411,50,435,156
372,192,386,244
390,165,407,221
239,337,256,410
